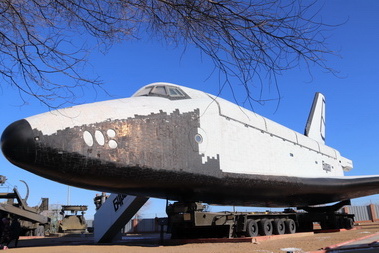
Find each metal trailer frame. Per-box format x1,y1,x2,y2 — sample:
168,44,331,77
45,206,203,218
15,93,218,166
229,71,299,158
167,201,355,239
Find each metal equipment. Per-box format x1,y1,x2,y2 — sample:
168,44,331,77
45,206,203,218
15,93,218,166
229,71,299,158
59,205,88,233
0,177,50,236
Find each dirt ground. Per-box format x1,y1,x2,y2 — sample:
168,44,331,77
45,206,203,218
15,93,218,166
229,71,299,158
6,223,379,253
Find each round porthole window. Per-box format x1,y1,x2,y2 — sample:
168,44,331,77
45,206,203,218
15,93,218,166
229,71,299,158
108,140,118,149
83,131,94,147
194,134,203,144
107,129,116,138
95,130,105,146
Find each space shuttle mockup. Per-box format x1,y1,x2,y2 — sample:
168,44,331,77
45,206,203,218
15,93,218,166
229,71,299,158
2,83,379,207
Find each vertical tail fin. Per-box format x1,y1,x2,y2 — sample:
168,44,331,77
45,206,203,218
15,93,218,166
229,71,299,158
304,92,326,144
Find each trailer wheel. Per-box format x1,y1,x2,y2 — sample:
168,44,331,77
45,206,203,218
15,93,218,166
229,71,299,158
259,219,273,236
344,218,354,229
285,219,296,234
245,219,259,237
170,225,183,239
25,230,34,236
273,219,285,235
35,225,45,236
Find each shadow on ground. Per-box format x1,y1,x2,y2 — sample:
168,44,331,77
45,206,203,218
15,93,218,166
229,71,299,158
14,233,171,249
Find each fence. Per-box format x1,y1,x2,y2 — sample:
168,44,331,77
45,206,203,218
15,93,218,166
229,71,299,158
344,204,379,223
123,218,166,233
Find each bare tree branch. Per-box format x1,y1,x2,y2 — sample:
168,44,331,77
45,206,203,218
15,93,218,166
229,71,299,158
0,0,337,107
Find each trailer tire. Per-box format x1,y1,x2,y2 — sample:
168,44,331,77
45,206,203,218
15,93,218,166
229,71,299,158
170,225,183,239
259,219,273,236
35,225,45,236
26,230,34,236
344,218,354,229
285,219,296,234
273,219,285,235
245,219,259,237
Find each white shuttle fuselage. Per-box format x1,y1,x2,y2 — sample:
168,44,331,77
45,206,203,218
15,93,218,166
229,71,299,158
1,83,377,207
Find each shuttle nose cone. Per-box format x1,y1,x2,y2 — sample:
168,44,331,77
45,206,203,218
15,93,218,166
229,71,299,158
1,119,36,166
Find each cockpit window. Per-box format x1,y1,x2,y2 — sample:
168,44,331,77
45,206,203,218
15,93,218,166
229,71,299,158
134,85,190,100
168,87,185,97
151,86,167,96
137,87,152,96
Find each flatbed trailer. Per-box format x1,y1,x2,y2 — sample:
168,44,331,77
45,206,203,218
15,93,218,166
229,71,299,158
167,202,354,239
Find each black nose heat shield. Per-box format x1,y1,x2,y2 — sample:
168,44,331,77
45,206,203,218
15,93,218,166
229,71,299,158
1,119,36,168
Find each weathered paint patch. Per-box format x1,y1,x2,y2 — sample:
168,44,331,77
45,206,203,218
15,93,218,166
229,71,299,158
31,109,222,190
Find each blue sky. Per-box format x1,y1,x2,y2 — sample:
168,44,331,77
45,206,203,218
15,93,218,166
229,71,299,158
1,0,379,219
